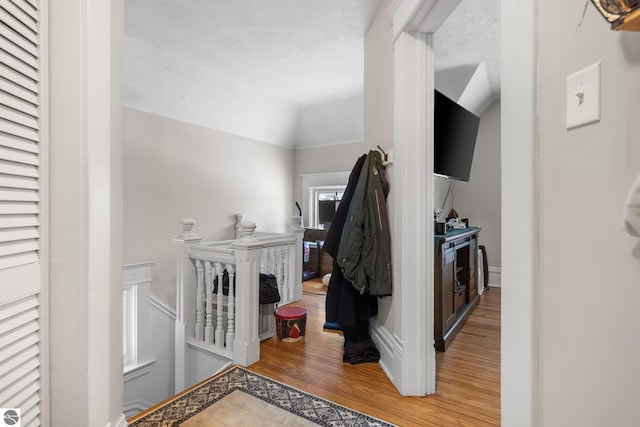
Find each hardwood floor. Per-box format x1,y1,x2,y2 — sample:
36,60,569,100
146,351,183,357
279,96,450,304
248,280,501,426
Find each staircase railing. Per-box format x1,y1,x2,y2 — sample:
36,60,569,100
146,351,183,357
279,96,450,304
174,216,304,392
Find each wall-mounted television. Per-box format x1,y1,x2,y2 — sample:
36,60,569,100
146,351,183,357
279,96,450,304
434,90,480,182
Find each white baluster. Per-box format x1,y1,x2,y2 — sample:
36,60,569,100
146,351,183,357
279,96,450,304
288,216,305,301
281,245,290,303
226,264,235,351
215,262,225,350
195,259,204,341
204,261,214,344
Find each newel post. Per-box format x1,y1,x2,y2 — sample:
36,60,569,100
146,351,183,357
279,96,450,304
174,219,201,393
231,221,264,366
288,215,305,301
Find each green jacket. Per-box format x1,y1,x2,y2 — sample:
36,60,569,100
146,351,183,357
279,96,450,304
336,150,392,296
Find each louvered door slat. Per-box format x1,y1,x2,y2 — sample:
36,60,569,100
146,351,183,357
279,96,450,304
0,49,36,81
1,357,38,389
0,251,36,269
0,214,38,228
0,22,38,57
0,2,36,34
0,228,39,243
0,371,39,408
0,116,37,140
0,294,36,321
0,90,39,117
0,0,41,422
0,201,38,214
0,104,38,129
0,36,37,69
0,75,37,104
0,158,38,176
0,63,37,94
0,144,38,165
0,345,38,378
21,0,36,13
0,239,38,256
0,188,37,202
0,173,38,189
9,0,37,22
0,8,36,46
0,318,38,351
19,395,40,427
0,132,38,153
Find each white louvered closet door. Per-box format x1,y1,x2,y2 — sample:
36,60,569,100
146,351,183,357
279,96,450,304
0,0,44,426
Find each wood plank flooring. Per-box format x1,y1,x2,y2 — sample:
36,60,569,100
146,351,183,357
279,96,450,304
248,280,501,426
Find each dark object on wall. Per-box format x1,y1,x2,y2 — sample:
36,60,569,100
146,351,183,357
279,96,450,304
318,199,340,228
434,90,480,182
590,0,640,31
259,273,281,304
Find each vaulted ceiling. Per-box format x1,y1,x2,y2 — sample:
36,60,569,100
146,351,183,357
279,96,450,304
123,0,500,148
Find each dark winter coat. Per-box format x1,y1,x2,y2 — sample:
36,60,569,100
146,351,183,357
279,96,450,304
336,150,392,296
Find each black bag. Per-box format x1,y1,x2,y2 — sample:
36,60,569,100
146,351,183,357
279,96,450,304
259,273,281,304
213,269,232,296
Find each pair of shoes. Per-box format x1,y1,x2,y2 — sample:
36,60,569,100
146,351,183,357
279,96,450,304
343,338,380,364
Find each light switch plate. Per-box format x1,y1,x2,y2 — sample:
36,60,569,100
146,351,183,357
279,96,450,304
566,62,601,130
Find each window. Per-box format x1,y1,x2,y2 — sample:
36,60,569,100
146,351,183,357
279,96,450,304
309,186,344,229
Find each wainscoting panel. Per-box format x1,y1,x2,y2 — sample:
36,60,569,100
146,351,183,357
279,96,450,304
123,298,175,419
122,263,176,420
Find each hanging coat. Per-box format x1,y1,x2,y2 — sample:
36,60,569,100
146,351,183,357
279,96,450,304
336,150,392,296
324,154,377,328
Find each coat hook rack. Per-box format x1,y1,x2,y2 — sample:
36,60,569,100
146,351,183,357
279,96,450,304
377,145,394,166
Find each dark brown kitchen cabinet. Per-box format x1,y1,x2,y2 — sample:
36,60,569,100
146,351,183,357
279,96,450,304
434,227,481,351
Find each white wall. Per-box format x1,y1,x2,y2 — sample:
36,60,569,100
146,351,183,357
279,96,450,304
363,0,395,335
435,100,501,269
295,94,365,149
123,107,294,308
49,0,125,425
293,141,367,212
535,2,640,425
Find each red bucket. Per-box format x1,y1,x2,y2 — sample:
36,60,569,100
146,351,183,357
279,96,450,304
275,306,307,342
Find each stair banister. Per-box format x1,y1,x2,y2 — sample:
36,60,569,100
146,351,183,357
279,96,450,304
231,221,264,366
174,218,202,393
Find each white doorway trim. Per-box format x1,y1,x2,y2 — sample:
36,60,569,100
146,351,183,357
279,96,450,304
388,0,461,395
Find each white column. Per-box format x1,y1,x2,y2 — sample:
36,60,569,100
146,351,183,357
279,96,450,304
231,222,264,366
392,30,434,395
49,0,125,424
388,0,461,396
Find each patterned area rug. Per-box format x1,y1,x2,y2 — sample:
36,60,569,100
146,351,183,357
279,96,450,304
128,366,396,426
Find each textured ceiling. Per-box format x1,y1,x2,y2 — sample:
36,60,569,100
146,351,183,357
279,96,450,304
125,0,382,107
435,0,501,100
123,0,500,147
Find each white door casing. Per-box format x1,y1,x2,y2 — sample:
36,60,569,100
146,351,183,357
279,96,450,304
386,0,461,395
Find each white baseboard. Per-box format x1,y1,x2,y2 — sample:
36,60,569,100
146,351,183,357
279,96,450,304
123,400,153,419
488,267,501,288
370,319,402,390
107,413,128,427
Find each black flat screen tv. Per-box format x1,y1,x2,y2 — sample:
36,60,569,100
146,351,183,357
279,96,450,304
434,90,480,182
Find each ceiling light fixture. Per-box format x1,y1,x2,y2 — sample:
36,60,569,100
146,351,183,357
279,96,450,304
591,0,640,30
